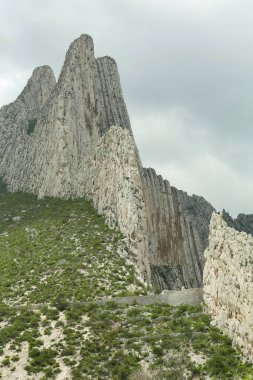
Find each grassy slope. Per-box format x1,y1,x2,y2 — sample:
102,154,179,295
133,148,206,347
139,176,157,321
0,183,252,379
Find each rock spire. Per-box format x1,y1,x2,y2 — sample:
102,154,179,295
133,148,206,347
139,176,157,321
0,34,252,288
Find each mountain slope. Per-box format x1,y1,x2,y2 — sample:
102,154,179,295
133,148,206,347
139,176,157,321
0,186,253,379
0,183,145,306
0,34,252,291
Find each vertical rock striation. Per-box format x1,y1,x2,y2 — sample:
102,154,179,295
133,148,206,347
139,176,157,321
142,168,215,289
0,34,150,278
203,213,253,361
0,66,56,182
96,57,132,135
0,34,252,289
0,35,132,197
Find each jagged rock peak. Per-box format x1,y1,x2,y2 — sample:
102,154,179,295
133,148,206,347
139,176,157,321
63,34,94,62
21,65,56,111
223,209,253,236
0,33,133,196
2,33,240,291
73,33,94,45
0,65,56,118
53,33,132,135
96,56,132,134
29,65,55,82
57,34,95,88
97,56,116,64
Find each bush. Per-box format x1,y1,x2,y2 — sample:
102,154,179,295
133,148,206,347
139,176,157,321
27,119,37,135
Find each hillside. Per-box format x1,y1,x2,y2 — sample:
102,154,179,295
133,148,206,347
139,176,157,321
0,184,253,379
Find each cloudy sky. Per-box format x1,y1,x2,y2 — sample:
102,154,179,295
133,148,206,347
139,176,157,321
1,0,252,217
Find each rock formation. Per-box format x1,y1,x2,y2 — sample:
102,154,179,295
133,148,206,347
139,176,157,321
223,210,253,236
142,168,215,289
0,35,150,279
0,34,252,289
203,213,253,361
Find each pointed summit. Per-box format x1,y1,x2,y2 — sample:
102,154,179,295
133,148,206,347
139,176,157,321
0,34,133,197
96,56,132,134
3,34,248,289
20,65,56,116
0,65,56,181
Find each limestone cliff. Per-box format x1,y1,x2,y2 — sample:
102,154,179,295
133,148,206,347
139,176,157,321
0,34,251,289
142,168,214,289
0,34,150,279
203,213,253,361
0,35,132,197
0,66,56,182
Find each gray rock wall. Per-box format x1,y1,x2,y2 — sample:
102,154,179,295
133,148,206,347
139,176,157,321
0,34,252,290
142,168,214,289
96,57,132,135
203,213,253,361
0,66,56,185
0,35,132,196
0,35,150,278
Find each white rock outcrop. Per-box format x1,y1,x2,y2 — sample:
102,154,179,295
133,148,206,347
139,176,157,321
203,213,253,361
2,34,250,290
79,125,150,280
0,35,150,279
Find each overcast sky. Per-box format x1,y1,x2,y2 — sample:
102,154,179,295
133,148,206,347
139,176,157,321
0,0,252,217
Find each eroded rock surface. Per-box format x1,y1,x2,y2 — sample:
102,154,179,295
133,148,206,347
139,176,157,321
0,35,149,278
0,34,251,289
79,126,150,279
142,168,214,289
203,213,253,361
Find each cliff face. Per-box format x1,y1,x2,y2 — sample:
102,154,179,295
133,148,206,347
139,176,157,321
0,34,251,289
203,213,253,361
0,35,132,197
0,35,150,278
0,66,56,185
142,168,214,289
79,125,150,280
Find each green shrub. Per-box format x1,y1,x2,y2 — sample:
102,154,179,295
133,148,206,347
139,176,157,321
27,118,37,135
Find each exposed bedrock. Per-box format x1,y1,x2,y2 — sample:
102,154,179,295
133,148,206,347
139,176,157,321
0,35,132,197
0,35,150,278
142,168,215,289
203,213,253,361
78,125,151,280
0,65,56,182
0,34,252,289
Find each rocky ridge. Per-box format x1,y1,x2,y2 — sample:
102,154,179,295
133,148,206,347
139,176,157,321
223,210,253,236
203,213,253,361
0,34,252,289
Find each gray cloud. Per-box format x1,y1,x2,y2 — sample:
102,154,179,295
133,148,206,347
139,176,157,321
0,0,252,216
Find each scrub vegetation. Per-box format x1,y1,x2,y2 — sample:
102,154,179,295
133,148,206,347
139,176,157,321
0,181,252,379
